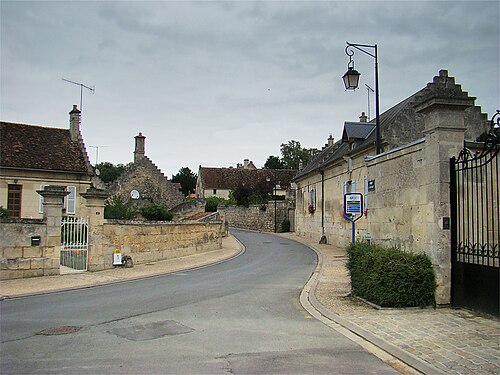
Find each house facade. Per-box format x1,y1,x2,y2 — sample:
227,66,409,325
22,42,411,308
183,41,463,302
294,70,490,304
106,132,184,209
0,105,94,218
196,162,296,200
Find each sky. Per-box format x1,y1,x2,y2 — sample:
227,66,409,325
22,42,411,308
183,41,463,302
1,1,499,177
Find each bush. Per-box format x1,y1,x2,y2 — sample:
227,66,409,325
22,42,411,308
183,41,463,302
346,243,436,308
104,196,137,220
0,206,8,218
279,219,291,233
205,196,232,212
140,203,173,221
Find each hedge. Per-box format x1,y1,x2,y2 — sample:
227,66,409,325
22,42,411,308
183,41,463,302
346,242,436,308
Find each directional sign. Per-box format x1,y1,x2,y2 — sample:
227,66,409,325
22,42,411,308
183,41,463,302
344,193,363,215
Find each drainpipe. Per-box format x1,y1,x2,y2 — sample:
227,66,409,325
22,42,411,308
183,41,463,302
319,170,327,244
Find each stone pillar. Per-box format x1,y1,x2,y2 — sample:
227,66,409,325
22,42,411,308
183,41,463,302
37,186,69,275
415,95,473,305
80,187,109,271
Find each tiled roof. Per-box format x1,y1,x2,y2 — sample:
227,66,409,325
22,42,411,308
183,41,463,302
0,122,91,174
199,167,297,190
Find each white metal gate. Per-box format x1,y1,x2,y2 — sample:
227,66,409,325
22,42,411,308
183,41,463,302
60,217,88,271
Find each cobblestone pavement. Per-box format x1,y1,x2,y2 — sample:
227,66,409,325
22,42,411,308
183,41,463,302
280,233,500,375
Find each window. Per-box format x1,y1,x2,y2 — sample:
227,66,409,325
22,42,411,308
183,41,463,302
7,184,22,218
66,186,76,214
213,189,217,195
309,188,316,209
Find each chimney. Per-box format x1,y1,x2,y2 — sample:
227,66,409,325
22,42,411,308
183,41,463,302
134,132,146,163
243,159,250,168
69,105,81,142
328,134,334,147
359,112,368,122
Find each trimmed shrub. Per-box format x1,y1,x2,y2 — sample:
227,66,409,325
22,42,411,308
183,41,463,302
346,243,436,308
0,206,8,218
140,203,173,221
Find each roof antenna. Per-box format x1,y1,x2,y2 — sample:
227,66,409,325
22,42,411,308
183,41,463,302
365,84,374,121
62,78,95,113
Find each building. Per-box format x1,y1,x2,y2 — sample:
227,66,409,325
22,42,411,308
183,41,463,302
294,70,490,304
0,105,94,218
196,162,296,200
106,132,184,209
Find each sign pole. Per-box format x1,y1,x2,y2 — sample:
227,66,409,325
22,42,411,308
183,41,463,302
344,193,364,244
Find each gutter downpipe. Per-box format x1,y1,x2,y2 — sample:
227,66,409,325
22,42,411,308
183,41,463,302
319,169,327,244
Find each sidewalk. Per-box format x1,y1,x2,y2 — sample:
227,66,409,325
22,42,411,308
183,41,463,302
0,235,243,298
279,232,499,375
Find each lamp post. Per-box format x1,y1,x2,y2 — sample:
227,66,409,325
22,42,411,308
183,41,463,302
342,42,381,154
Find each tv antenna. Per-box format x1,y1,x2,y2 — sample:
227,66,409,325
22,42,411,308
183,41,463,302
365,84,374,120
88,145,107,166
62,78,95,113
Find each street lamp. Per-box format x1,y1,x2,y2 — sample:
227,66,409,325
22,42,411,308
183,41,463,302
343,42,381,154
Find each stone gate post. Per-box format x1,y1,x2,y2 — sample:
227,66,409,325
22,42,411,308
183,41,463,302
415,89,474,304
80,187,109,271
37,185,69,275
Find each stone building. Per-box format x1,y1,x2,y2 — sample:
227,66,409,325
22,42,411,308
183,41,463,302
106,133,184,209
0,105,94,218
196,161,296,200
294,70,490,304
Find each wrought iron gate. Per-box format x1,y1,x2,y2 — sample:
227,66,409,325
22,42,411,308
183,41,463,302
450,110,499,316
60,216,88,271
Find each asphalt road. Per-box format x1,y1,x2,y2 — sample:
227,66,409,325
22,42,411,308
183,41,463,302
1,229,398,374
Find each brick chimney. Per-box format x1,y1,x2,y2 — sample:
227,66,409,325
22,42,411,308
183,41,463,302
243,159,250,168
69,105,81,142
359,112,368,122
134,132,146,163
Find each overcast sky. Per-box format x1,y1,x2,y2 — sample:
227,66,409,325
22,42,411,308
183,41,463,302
1,1,499,176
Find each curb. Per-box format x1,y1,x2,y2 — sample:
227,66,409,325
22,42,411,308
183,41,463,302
295,237,445,375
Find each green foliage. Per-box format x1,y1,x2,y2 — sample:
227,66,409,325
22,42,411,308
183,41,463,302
264,155,284,169
232,184,253,207
172,167,197,196
95,162,129,183
104,196,137,220
205,196,232,212
0,206,9,218
346,243,436,308
265,140,320,171
140,203,173,221
279,219,291,233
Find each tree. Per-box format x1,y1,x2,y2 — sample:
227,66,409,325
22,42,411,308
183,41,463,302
172,167,197,196
232,184,253,207
95,162,129,183
264,155,284,169
280,140,319,170
104,196,137,220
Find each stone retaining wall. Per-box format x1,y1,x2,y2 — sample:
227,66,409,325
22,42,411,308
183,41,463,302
94,221,223,270
218,201,289,232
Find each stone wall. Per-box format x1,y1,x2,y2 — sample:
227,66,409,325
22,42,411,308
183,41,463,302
92,221,223,270
218,201,289,232
0,221,60,280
